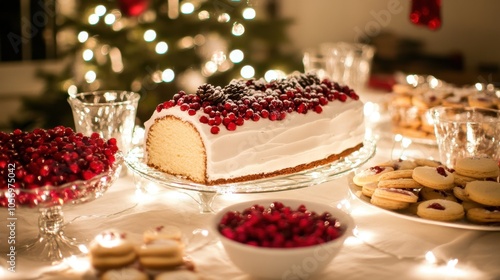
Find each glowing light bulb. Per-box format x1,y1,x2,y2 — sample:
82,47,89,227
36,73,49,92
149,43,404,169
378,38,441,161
178,36,194,49
218,13,230,22
152,70,162,83
240,65,255,78
144,29,156,42
198,10,210,20
95,5,106,16
264,70,285,82
85,70,96,83
155,41,168,54
475,83,483,91
204,61,218,75
104,13,116,25
447,259,458,268
425,251,437,264
242,8,256,19
429,76,439,88
180,2,195,14
406,74,418,87
211,51,226,65
162,69,175,82
67,85,78,96
88,14,99,25
77,31,89,43
232,22,245,36
229,49,244,63
82,49,93,61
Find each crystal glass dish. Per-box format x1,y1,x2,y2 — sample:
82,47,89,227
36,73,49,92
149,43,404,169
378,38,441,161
126,139,376,212
1,153,123,262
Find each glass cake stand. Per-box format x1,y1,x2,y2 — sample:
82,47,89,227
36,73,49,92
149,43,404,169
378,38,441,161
1,153,123,262
125,139,376,213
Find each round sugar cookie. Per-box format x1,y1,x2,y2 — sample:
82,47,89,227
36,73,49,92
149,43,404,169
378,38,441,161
379,159,417,170
378,169,414,181
452,186,470,202
155,270,200,280
137,240,184,270
466,207,500,223
373,188,418,203
464,181,500,206
454,157,499,179
370,194,410,210
361,182,377,198
91,251,137,271
136,239,183,257
353,166,394,186
417,199,464,221
89,230,137,270
412,166,454,190
90,230,135,256
144,225,182,243
377,178,422,189
101,268,148,280
414,158,442,168
419,187,457,202
461,200,485,211
453,172,477,187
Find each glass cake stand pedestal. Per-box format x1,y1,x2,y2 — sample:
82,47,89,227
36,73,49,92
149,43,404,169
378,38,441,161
125,139,376,213
2,154,123,262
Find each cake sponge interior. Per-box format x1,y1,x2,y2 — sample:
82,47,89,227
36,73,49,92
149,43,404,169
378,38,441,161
146,116,206,183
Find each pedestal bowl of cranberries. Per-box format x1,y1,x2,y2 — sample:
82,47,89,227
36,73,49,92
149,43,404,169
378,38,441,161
0,126,123,262
212,199,354,279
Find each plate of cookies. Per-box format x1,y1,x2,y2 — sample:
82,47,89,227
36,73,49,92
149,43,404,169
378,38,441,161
348,157,500,231
389,76,500,144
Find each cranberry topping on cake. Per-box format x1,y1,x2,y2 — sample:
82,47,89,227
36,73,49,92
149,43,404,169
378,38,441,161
0,126,119,191
155,73,360,134
218,201,344,248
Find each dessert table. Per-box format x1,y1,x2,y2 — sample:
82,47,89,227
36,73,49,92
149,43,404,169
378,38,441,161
1,91,500,280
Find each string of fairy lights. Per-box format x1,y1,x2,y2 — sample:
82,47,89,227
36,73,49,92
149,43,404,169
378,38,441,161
65,2,288,96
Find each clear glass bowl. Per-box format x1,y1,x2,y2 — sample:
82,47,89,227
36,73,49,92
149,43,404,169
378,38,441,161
1,153,123,262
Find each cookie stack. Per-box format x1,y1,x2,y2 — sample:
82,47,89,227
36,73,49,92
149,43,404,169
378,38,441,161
89,230,138,271
89,225,199,280
454,158,500,223
353,157,500,223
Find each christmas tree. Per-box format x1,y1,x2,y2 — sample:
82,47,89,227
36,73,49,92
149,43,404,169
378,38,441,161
12,0,302,130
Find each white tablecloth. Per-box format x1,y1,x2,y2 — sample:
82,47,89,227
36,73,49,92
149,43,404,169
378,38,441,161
1,91,500,280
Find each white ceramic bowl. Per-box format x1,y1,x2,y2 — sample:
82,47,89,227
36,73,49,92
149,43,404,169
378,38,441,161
211,199,355,279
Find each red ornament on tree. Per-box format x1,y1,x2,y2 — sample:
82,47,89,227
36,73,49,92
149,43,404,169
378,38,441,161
118,0,149,17
410,0,441,30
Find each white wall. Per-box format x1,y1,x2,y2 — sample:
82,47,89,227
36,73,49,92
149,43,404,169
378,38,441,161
280,0,500,72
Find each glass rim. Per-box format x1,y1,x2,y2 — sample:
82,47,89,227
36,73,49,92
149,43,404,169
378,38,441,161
429,106,500,123
68,90,140,106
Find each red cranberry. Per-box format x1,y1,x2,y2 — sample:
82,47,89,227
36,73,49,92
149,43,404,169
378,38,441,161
210,126,220,134
436,166,448,177
218,201,344,248
0,126,119,206
370,166,385,174
155,74,361,132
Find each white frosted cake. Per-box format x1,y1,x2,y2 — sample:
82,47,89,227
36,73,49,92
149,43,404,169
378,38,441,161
144,73,365,185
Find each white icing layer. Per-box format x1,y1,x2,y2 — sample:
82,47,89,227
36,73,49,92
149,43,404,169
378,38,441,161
144,98,365,182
